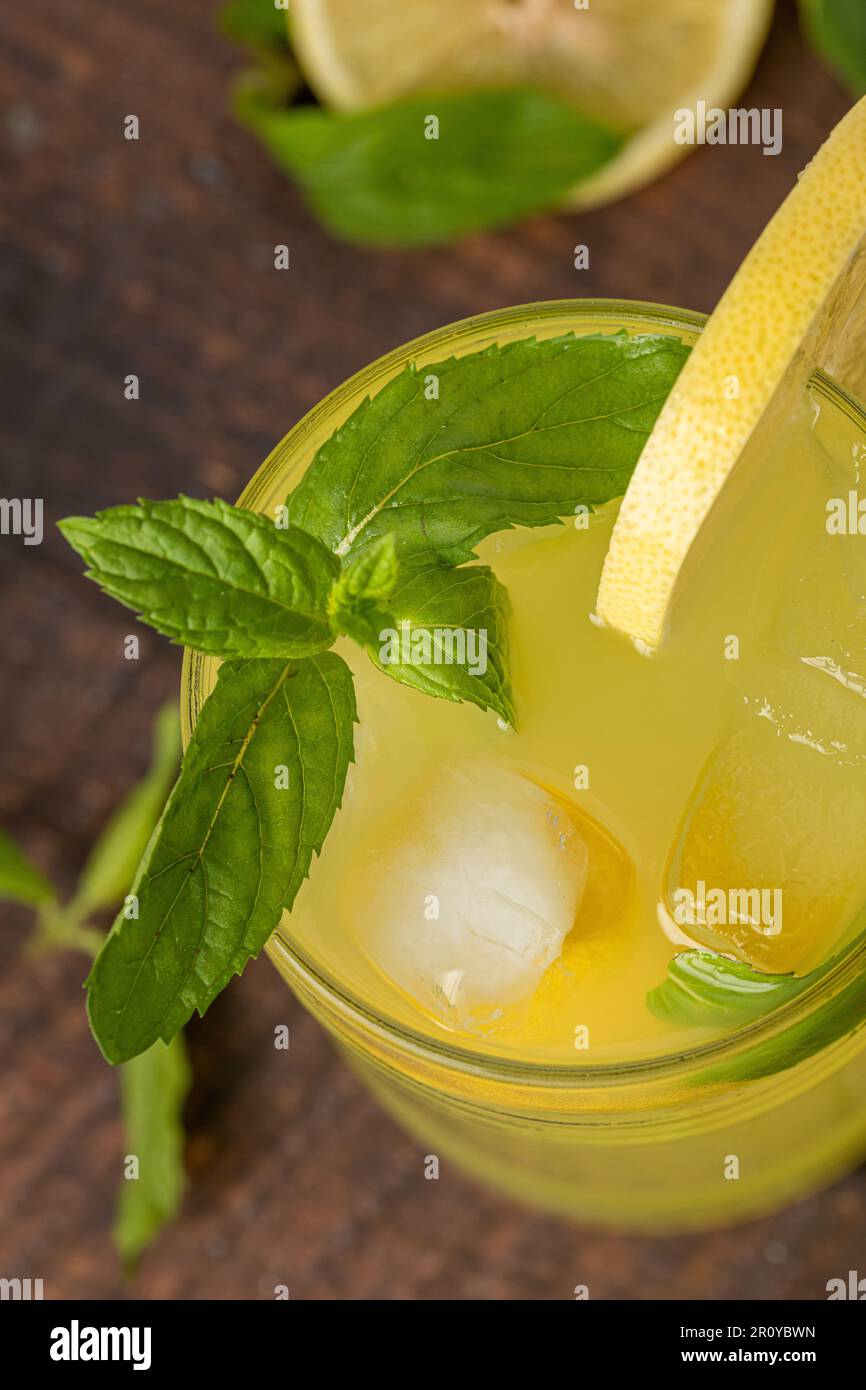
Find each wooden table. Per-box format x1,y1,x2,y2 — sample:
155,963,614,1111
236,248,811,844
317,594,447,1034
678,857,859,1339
1,0,864,1299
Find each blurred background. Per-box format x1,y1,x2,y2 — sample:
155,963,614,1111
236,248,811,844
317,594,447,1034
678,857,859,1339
2,0,866,1299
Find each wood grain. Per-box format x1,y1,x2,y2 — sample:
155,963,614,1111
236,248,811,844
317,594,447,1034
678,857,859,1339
1,0,863,1299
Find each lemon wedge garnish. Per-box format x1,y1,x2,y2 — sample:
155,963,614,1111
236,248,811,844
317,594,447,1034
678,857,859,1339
596,96,866,652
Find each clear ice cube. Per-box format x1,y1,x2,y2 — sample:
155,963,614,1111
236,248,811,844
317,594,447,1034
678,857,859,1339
666,493,866,974
357,762,588,1023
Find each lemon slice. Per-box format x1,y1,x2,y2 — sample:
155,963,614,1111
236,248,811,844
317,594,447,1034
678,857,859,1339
290,0,772,207
596,95,866,652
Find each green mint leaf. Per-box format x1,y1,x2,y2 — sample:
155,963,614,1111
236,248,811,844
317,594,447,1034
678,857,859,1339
647,946,866,1084
647,950,818,1028
220,0,291,52
287,332,690,566
799,0,866,95
235,85,622,247
59,497,339,659
335,534,399,606
367,562,514,725
697,965,866,1084
114,1035,190,1268
328,534,399,645
72,703,181,916
0,828,55,907
87,653,356,1063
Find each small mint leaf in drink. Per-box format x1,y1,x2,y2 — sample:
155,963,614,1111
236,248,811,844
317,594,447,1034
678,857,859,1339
799,0,866,95
287,332,690,566
114,1034,191,1269
58,497,339,660
72,702,181,917
651,940,866,1085
328,534,399,645
86,653,357,1064
647,949,817,1028
0,828,55,907
368,562,515,726
234,85,622,247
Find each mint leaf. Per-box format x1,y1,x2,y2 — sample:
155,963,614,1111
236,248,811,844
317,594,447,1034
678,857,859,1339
235,85,621,247
698,966,866,1084
59,497,339,659
647,946,866,1084
329,538,513,722
0,828,55,907
287,332,690,566
72,703,181,916
799,0,866,95
368,562,514,725
334,534,399,607
114,1035,190,1268
220,0,290,51
647,950,819,1028
87,653,356,1063
328,534,399,645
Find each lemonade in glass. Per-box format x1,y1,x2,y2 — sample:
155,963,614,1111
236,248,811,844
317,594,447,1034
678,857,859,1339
181,297,866,1229
61,99,866,1234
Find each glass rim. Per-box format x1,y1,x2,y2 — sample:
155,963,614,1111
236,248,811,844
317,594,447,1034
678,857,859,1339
182,297,866,1088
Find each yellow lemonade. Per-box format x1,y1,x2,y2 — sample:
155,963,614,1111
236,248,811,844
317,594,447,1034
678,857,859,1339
183,302,866,1228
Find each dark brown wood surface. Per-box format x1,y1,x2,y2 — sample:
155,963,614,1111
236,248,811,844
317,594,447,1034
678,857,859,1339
1,0,864,1300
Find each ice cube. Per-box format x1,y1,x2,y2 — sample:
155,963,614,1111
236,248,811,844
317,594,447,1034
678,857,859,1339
666,656,866,974
666,468,866,976
357,762,588,1023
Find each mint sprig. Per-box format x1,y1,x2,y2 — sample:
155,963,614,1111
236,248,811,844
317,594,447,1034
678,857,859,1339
2,711,190,1264
61,329,690,1065
235,84,622,248
59,497,339,659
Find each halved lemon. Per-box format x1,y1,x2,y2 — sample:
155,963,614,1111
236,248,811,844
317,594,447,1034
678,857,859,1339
596,95,866,652
290,0,774,207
